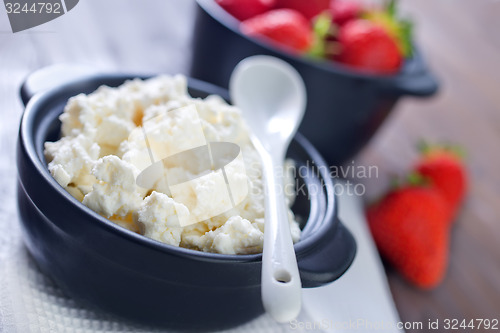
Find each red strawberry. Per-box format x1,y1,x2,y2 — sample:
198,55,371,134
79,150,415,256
276,0,330,20
329,0,362,26
414,144,467,221
241,9,313,53
363,0,414,57
216,0,277,21
336,19,402,74
367,186,450,289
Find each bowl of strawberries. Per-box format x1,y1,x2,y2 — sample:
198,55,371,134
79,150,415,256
191,0,439,165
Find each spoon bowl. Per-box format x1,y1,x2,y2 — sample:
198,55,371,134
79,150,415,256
230,56,306,151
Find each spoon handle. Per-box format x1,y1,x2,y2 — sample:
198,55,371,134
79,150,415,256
260,149,302,322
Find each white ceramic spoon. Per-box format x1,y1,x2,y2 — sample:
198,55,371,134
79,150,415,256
230,55,306,323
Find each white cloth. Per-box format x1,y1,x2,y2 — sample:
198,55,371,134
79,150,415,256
300,191,403,332
0,185,402,332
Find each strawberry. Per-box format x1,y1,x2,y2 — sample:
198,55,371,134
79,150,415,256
413,143,467,221
329,0,362,26
336,19,402,74
216,0,277,21
367,186,450,289
363,0,413,57
276,0,330,20
241,9,313,53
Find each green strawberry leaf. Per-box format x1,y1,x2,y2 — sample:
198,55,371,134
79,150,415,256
417,140,467,159
387,0,397,18
407,172,429,186
399,19,413,57
389,172,429,191
314,11,332,39
308,11,336,59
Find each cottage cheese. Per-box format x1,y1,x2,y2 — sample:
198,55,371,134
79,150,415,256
44,75,300,254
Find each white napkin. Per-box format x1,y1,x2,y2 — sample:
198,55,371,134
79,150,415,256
301,190,403,332
0,184,402,332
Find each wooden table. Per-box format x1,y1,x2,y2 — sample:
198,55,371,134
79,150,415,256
1,0,499,331
357,0,500,330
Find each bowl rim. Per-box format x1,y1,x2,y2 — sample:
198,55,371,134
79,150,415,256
195,0,416,81
19,74,338,263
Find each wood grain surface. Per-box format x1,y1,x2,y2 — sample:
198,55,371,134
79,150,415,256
1,0,499,332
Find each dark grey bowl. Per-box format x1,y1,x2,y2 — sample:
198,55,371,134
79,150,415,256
191,0,439,165
17,69,356,330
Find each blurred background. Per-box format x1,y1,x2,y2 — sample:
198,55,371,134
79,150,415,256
358,0,500,326
1,0,500,331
